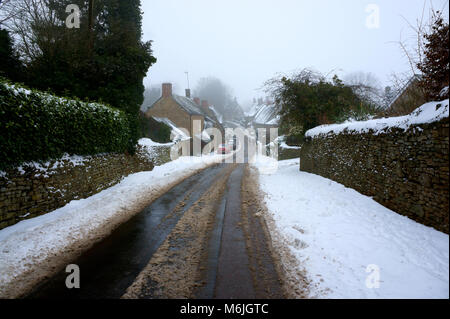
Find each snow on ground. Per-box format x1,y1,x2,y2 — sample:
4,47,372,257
279,142,300,150
306,99,449,138
275,136,301,150
253,157,449,299
138,138,173,148
0,153,230,298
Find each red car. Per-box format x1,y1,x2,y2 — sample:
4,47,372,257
217,143,231,154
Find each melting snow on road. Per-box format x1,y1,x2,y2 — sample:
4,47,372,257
254,158,449,299
0,153,229,298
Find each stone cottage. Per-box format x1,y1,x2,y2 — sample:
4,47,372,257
145,83,224,153
388,75,427,116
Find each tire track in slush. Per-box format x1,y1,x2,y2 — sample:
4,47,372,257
27,163,228,299
123,164,285,299
29,161,285,299
122,164,237,298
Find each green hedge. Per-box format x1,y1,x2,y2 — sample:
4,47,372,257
0,79,131,170
138,111,172,143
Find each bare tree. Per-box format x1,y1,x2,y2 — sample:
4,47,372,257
385,1,448,114
263,68,325,105
395,1,448,76
343,71,383,108
0,0,20,25
0,0,61,62
193,76,243,121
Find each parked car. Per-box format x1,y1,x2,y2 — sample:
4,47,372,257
217,143,231,154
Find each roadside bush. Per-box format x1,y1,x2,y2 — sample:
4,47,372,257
138,112,172,143
0,79,131,170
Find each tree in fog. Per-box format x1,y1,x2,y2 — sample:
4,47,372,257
343,71,384,111
193,76,243,120
382,86,397,108
264,68,377,141
141,86,161,111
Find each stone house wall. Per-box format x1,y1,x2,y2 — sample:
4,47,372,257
300,118,449,233
145,97,192,136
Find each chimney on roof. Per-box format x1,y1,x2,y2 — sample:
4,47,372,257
162,83,172,98
193,97,201,106
185,89,191,98
201,100,209,111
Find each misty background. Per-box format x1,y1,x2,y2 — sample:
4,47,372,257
140,0,449,116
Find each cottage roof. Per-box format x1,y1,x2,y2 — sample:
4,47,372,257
173,95,220,126
148,93,223,131
388,74,422,109
172,95,204,116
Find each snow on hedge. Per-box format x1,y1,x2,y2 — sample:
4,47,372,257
306,99,449,138
0,80,131,170
3,82,122,116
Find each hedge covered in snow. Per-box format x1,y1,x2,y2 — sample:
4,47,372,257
0,79,131,169
305,99,449,138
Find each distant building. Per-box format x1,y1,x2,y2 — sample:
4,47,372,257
145,83,224,153
388,75,427,116
245,97,280,145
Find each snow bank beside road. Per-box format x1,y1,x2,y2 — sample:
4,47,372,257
306,99,449,138
254,158,449,299
0,154,228,298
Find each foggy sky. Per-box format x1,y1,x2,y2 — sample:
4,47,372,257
141,0,449,105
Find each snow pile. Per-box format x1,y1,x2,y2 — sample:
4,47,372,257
306,99,449,138
138,138,173,148
280,142,300,150
0,153,230,298
138,138,174,166
276,136,301,150
254,158,449,299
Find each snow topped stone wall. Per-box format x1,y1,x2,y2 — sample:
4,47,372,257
300,100,449,233
0,148,154,230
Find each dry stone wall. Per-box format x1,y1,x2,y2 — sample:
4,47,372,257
0,148,154,230
300,118,449,233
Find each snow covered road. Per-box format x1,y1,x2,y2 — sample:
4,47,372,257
0,154,229,298
254,158,449,299
1,152,448,299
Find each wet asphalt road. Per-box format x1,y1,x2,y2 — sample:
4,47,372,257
28,154,284,299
